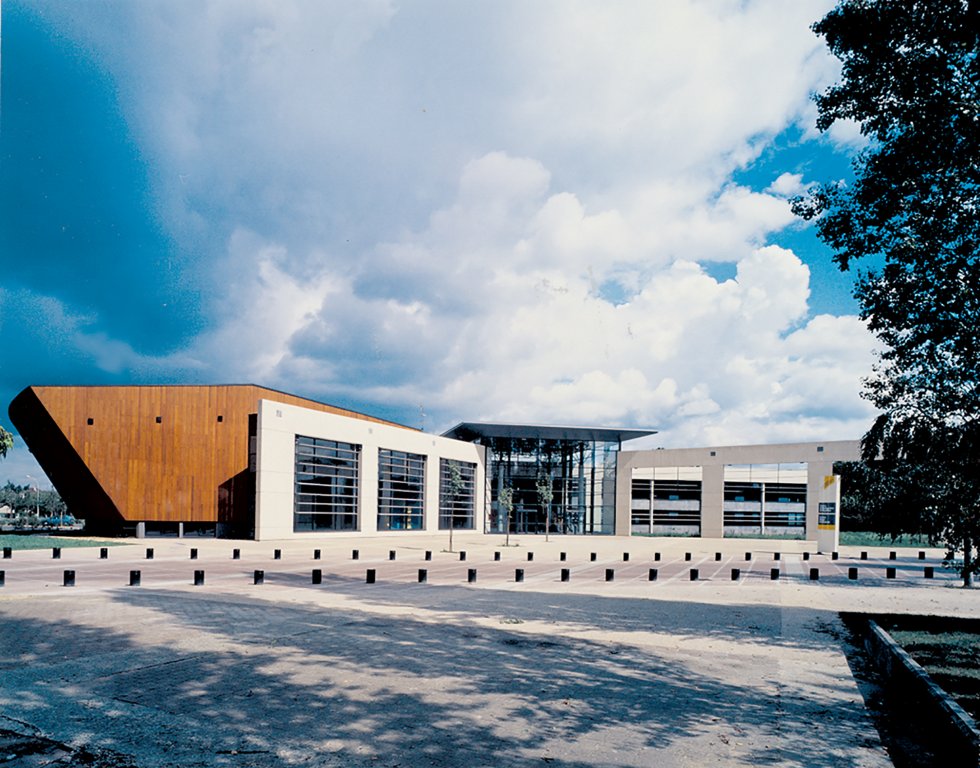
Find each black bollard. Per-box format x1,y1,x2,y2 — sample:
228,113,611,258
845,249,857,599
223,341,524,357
886,567,896,579
924,566,934,579
232,548,240,560
418,568,428,583
313,549,321,561
860,551,868,560
745,552,752,561
366,569,376,584
731,568,740,581
2,547,10,559
52,547,61,559
561,568,570,582
889,551,897,561
193,570,205,586
254,569,265,585
274,549,282,560
809,568,819,581
919,551,926,560
146,548,154,560
773,552,780,561
770,568,780,580
685,552,692,561
389,550,396,561
590,552,597,562
190,548,198,560
832,552,839,561
654,552,661,562
648,568,658,581
352,549,360,560
493,551,501,562
459,551,467,561
803,552,810,561
312,569,322,584
515,568,525,582
560,552,567,562
425,550,432,561
715,552,722,561
690,568,699,581
0,570,4,587
63,569,75,587
130,570,141,587
100,548,108,560
605,568,615,582
467,568,477,584
527,552,534,562
623,552,630,562
848,567,858,580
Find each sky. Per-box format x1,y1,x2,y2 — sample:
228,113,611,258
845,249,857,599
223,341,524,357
0,0,879,489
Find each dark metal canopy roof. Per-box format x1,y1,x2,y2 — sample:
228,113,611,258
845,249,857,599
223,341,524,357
442,422,657,444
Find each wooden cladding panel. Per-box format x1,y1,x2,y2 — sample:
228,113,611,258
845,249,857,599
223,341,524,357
27,385,412,527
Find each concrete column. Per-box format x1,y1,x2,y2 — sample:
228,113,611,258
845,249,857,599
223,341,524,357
360,446,379,535
807,461,841,552
135,522,145,539
614,452,633,536
177,522,184,538
700,464,724,539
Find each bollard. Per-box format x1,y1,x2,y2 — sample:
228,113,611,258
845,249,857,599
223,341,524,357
313,549,321,561
2,547,10,559
715,552,722,561
770,568,780,580
312,569,322,584
274,549,282,560
63,569,75,587
366,569,376,584
130,570,141,587
919,551,927,560
352,549,360,560
745,552,752,561
254,569,265,585
459,551,467,562
803,552,810,561
685,552,692,562
100,548,108,560
605,568,615,582
190,548,198,560
623,552,630,562
590,552,597,562
389,550,397,561
232,548,240,560
773,552,780,561
889,551,897,561
560,568,570,582
654,552,661,562
527,552,534,562
860,551,868,560
560,552,567,562
0,570,4,587
52,547,61,559
731,568,740,581
493,551,501,562
648,568,658,581
467,568,477,584
924,566,934,579
515,568,525,582
809,567,819,581
690,568,699,581
194,570,205,586
832,552,839,561
848,567,859,580
146,548,154,560
425,550,432,561
418,568,428,583
886,567,896,579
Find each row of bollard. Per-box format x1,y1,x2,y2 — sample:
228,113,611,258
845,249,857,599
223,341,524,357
0,564,941,588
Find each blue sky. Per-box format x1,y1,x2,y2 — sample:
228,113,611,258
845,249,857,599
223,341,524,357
0,0,878,487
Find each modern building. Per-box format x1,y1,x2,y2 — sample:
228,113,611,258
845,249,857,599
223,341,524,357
8,384,859,546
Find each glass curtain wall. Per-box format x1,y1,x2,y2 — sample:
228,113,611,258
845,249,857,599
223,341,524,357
485,437,619,535
438,458,477,529
377,449,425,531
293,435,360,531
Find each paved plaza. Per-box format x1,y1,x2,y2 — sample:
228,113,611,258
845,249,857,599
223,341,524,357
1,535,976,767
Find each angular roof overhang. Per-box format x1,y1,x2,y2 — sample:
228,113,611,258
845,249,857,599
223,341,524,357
442,422,657,444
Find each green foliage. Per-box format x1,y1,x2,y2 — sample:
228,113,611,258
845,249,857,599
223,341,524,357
795,0,980,584
0,482,68,518
0,427,12,459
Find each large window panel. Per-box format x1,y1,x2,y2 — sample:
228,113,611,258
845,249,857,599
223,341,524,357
439,458,476,530
294,435,360,532
377,449,426,531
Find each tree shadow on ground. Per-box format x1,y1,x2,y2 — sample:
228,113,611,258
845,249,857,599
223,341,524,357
0,586,887,768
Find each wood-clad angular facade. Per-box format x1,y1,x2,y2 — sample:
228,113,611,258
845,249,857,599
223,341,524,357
8,385,409,536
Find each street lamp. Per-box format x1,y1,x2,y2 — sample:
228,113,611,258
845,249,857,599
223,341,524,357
25,474,39,519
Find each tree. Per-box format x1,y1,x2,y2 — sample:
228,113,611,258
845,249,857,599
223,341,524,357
536,470,554,542
0,427,12,459
793,0,980,584
445,461,465,553
498,486,514,548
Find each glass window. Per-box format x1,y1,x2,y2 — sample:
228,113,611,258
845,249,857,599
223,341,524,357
439,458,476,530
377,449,425,531
293,435,360,532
